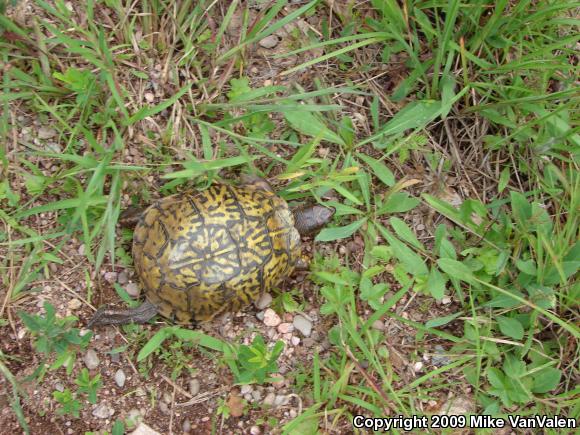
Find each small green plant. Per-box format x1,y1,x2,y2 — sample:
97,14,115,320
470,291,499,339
234,335,284,384
18,302,92,376
75,368,102,404
157,339,196,380
53,389,82,418
271,288,304,314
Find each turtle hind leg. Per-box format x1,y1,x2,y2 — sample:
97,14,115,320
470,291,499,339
87,301,158,328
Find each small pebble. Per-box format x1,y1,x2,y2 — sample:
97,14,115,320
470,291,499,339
250,426,261,435
54,381,65,392
92,403,114,419
263,392,276,407
441,296,452,305
291,336,300,346
240,384,253,395
114,369,126,388
182,419,191,433
259,35,279,49
144,92,155,103
274,395,288,406
125,282,141,298
134,387,146,397
289,408,297,418
254,293,272,310
67,298,82,311
104,271,118,283
413,361,424,372
251,390,262,401
83,349,100,370
277,323,294,334
263,308,281,327
293,315,312,337
37,126,56,139
189,378,200,396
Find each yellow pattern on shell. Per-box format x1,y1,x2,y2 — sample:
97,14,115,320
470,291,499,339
132,182,301,323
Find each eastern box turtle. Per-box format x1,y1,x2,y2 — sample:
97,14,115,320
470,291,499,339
88,176,333,327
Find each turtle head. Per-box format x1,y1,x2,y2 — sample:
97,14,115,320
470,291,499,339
293,204,335,237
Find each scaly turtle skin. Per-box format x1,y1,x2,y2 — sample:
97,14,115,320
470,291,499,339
88,177,333,327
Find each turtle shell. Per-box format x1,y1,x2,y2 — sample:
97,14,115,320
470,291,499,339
132,182,301,323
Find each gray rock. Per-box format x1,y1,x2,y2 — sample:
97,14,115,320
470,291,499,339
182,419,191,433
189,378,200,396
263,392,276,407
38,126,56,139
114,369,126,388
251,390,262,401
259,35,279,49
274,395,288,406
293,315,312,337
92,402,114,419
125,282,141,298
254,293,272,310
250,426,261,435
83,349,100,370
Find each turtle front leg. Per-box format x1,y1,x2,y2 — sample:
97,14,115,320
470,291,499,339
87,301,158,328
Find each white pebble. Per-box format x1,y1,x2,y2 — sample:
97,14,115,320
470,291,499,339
263,308,281,327
114,369,126,388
